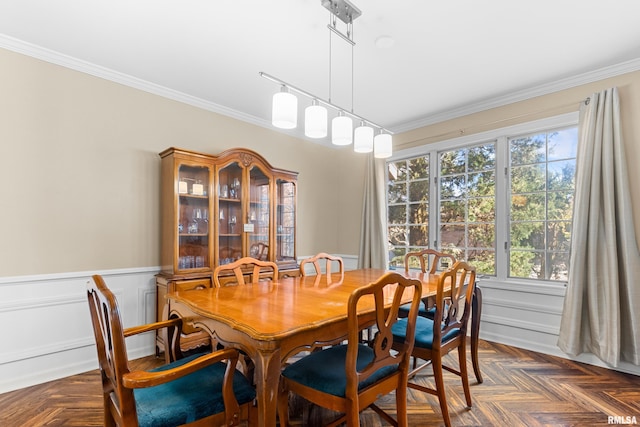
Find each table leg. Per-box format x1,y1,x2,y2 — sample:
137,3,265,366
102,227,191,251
471,285,483,383
251,348,282,427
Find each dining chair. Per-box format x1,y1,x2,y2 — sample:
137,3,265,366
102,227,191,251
87,274,256,427
212,256,279,287
400,249,456,318
404,248,456,274
299,252,344,277
277,272,423,427
391,261,477,427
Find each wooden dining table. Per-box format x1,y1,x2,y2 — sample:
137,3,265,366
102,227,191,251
167,268,482,427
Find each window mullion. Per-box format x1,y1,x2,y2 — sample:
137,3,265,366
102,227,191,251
495,135,509,280
429,150,438,248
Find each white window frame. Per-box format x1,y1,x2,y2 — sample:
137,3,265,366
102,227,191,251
388,112,578,287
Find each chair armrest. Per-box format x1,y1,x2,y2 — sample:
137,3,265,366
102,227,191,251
122,347,240,389
123,317,182,338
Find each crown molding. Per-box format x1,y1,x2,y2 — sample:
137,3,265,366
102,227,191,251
0,34,269,126
391,57,640,133
4,33,640,139
0,33,326,145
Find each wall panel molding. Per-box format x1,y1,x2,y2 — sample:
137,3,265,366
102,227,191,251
0,267,159,393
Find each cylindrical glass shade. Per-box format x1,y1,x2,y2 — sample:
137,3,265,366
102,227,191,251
374,133,393,158
272,86,297,129
353,122,374,153
304,101,328,138
332,113,353,146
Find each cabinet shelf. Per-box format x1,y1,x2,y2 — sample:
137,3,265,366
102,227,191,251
219,197,241,203
179,233,208,237
179,194,209,200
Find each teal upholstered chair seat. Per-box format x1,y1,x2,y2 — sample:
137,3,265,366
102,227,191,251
135,353,256,427
398,300,435,319
281,344,397,397
392,316,460,350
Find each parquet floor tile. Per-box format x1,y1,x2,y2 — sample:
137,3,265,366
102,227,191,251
0,340,637,426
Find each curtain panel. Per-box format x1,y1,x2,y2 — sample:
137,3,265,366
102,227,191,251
558,87,640,366
358,155,387,269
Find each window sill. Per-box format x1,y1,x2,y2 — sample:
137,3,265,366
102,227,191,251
476,276,567,297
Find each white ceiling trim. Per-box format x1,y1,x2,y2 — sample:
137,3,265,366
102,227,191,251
0,34,268,127
3,33,640,137
392,57,640,134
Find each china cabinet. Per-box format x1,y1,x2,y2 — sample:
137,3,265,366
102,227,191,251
156,147,298,353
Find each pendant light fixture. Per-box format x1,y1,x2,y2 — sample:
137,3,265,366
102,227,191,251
271,85,297,129
332,111,353,145
374,131,393,159
353,121,374,153
260,0,392,157
305,99,328,138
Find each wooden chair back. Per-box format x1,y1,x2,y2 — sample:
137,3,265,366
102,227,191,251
278,271,423,426
87,275,141,426
299,252,344,277
345,272,422,396
433,260,477,349
433,261,476,350
212,256,279,287
404,248,456,274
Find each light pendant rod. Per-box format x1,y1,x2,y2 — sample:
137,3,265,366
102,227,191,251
327,23,355,46
259,71,392,135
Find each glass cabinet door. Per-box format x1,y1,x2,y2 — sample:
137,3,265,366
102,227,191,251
248,166,270,260
177,164,211,272
276,179,296,263
218,162,243,265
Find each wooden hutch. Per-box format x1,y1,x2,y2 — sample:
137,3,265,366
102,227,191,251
156,147,298,352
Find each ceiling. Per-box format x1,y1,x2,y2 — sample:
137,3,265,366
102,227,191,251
2,0,640,145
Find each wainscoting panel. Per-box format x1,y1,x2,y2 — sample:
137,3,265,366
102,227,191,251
0,268,159,393
478,278,640,377
1,260,637,394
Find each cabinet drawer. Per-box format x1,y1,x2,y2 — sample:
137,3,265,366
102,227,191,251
173,278,212,292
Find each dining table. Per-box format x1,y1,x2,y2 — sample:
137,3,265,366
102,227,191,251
167,268,482,427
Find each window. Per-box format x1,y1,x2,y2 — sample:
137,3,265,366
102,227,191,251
509,128,577,280
386,113,578,283
387,156,429,269
439,143,497,274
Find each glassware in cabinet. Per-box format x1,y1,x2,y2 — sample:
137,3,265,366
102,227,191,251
248,165,270,260
276,178,296,263
177,164,211,272
218,162,243,265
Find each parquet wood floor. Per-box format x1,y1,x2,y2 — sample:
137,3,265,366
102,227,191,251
0,339,638,426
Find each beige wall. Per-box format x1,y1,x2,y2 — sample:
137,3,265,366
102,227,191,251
394,71,640,241
0,48,366,276
3,44,638,277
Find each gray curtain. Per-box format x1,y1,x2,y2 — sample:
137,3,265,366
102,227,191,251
358,154,388,269
557,87,640,366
